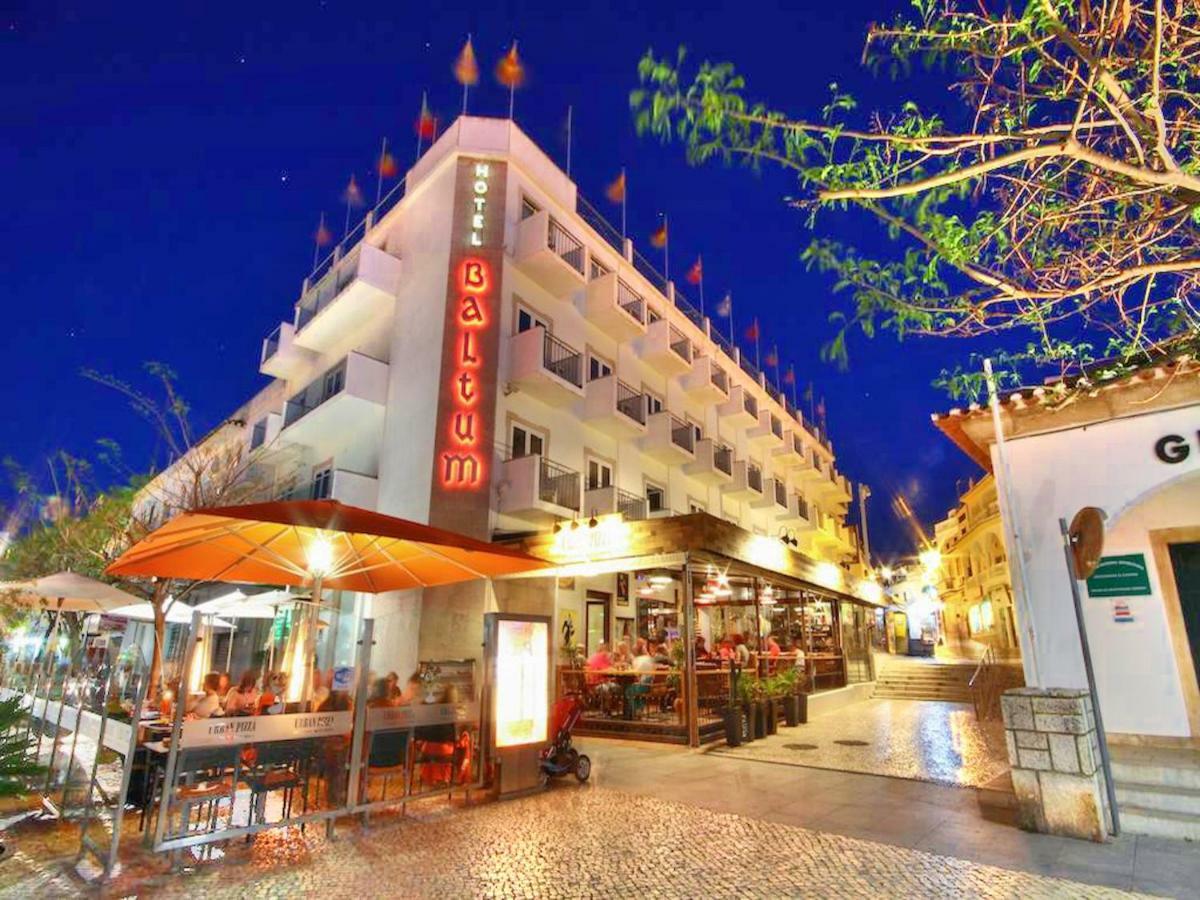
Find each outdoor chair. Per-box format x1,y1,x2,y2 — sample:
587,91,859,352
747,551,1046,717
243,739,311,832
163,745,242,861
361,728,409,803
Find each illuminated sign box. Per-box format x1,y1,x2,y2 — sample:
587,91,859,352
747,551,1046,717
493,618,548,748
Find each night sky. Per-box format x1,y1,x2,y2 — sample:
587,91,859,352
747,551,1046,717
3,1,986,558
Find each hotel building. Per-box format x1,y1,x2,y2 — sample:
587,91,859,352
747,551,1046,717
158,116,878,744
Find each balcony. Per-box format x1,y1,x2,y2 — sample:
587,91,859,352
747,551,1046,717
831,471,853,504
722,460,764,500
508,327,585,406
639,319,692,376
498,454,582,524
583,273,647,341
515,209,587,298
583,375,646,438
797,448,827,484
283,468,379,510
717,385,758,428
584,485,647,521
779,493,815,530
280,352,388,447
684,438,734,486
682,355,730,403
751,475,786,510
772,431,808,470
260,321,315,380
642,412,696,464
293,245,402,354
747,410,785,449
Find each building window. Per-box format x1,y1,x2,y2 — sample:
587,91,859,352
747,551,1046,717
645,391,664,416
980,600,995,631
587,353,613,382
520,196,540,219
250,418,267,450
646,482,666,513
511,423,546,459
586,457,613,491
310,466,333,500
967,605,982,635
687,416,703,443
322,366,345,401
516,305,549,335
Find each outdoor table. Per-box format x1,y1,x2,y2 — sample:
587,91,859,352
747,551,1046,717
591,668,670,719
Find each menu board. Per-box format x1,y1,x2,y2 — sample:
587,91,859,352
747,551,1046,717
493,619,548,748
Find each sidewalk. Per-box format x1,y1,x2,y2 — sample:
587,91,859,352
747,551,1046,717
581,739,1199,897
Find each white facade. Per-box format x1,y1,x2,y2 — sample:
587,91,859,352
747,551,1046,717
205,116,860,680
937,368,1200,740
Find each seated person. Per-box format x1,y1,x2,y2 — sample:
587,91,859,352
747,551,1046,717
652,643,671,666
624,639,657,716
611,640,632,669
585,642,612,687
224,670,260,716
187,672,224,719
694,636,711,660
764,635,782,658
259,672,288,715
311,668,330,710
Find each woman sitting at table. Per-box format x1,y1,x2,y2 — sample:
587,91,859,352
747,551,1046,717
187,672,224,719
259,672,288,715
694,636,711,661
585,643,611,686
732,634,752,668
623,640,657,718
224,670,260,716
611,640,632,669
764,634,782,658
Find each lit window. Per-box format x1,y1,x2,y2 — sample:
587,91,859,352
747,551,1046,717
586,458,612,491
980,600,995,631
310,467,333,500
967,606,982,635
646,483,666,513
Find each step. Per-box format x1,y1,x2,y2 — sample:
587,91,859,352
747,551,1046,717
1116,781,1200,816
976,771,1017,811
1110,748,1200,791
1119,804,1200,841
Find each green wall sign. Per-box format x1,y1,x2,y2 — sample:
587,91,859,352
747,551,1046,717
1085,553,1152,598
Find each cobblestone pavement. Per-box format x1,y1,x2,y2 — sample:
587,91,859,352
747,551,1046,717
0,787,1165,899
711,699,1009,788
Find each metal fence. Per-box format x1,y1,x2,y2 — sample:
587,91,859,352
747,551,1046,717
538,458,582,510
542,332,582,387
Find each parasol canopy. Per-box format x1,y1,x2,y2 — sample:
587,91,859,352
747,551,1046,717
0,571,144,614
105,500,548,592
192,589,287,620
104,599,235,630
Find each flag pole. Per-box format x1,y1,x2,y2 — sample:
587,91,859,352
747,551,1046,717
343,177,353,236
789,368,798,408
754,319,761,370
508,41,518,120
375,137,388,205
663,214,670,281
415,91,427,163
566,105,573,177
621,167,627,238
312,212,325,269
461,34,472,116
698,257,705,317
728,292,735,344
772,344,780,389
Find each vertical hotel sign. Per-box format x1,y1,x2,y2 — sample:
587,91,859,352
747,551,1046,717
428,157,508,539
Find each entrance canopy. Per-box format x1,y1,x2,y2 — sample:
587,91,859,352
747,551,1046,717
106,499,548,592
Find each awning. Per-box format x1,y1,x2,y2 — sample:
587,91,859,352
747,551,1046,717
0,571,144,614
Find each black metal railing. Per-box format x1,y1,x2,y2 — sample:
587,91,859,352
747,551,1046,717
547,217,585,275
284,358,348,427
521,197,539,220
713,443,733,475
765,383,782,406
576,194,625,253
263,325,281,362
296,253,361,331
742,391,758,418
306,177,406,286
632,247,668,295
774,479,788,508
795,494,810,521
740,354,761,383
668,324,691,362
669,415,695,453
710,362,728,393
711,328,736,363
616,380,645,424
616,487,646,520
673,288,704,330
616,279,645,324
747,463,763,493
542,332,583,387
538,458,580,511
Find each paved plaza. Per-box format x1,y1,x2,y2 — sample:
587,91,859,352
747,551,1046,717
1,738,1198,897
711,698,1010,788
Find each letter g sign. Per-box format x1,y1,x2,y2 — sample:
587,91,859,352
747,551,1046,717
1154,434,1191,464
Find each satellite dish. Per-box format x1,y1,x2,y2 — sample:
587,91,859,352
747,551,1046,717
1068,506,1106,579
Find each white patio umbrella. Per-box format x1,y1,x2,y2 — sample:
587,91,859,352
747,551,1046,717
104,599,235,629
192,589,284,620
0,571,146,670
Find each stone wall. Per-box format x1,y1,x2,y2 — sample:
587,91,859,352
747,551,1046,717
1001,687,1112,842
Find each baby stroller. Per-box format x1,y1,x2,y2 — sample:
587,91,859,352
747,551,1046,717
538,693,591,786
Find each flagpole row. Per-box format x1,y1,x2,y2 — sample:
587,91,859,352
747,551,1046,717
376,137,388,206
566,105,573,177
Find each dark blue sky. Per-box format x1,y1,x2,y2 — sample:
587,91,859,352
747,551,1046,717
2,1,984,557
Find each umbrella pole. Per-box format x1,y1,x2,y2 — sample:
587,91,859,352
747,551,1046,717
225,627,234,675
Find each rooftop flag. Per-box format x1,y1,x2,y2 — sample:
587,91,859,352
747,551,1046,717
606,169,627,237
686,256,702,285
715,292,732,317
342,174,364,235
312,212,332,268
496,41,526,118
649,220,667,248
375,136,398,205
455,36,479,115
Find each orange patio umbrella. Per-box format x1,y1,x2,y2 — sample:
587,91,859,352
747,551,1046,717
105,499,547,593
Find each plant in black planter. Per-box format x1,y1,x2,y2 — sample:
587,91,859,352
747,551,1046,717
737,675,768,740
773,668,803,727
723,665,750,746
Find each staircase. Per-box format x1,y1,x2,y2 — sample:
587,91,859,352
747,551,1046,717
872,657,977,703
1111,745,1200,841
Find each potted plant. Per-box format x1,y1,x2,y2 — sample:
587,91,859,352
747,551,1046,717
738,675,767,740
774,668,804,727
723,666,750,746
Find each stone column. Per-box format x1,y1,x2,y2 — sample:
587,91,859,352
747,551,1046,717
1000,687,1112,842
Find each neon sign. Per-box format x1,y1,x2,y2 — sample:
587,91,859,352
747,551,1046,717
440,162,493,490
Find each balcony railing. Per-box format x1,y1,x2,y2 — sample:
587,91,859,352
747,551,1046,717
795,494,810,520
543,331,583,387
774,479,788,508
616,380,645,424
669,415,695,453
547,217,585,276
539,458,581,511
616,279,645,324
668,324,690,361
284,358,347,427
740,354,761,383
632,247,668,295
616,487,646,520
589,257,611,281
263,325,281,362
296,252,361,331
743,391,759,418
673,288,704,330
711,328,736,363
576,194,625,254
710,362,728,394
747,463,763,493
306,178,405,287
713,443,733,475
